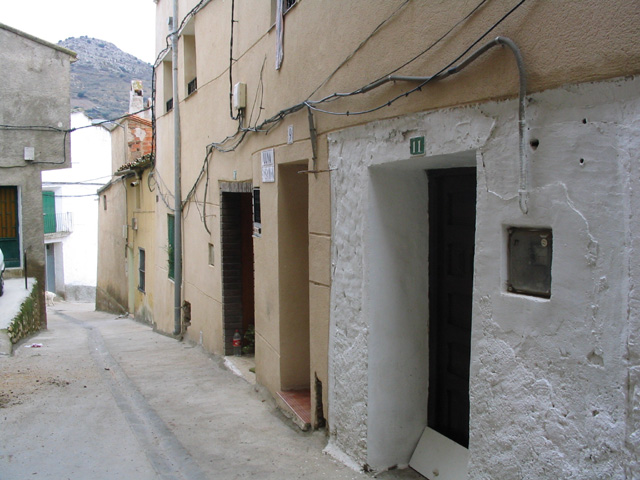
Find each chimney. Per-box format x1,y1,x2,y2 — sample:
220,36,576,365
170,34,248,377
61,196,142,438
129,79,145,115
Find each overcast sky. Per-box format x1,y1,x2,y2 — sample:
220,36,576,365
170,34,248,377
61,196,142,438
1,0,156,63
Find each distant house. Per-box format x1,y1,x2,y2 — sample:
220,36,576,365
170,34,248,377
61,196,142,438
41,111,112,301
0,23,76,325
96,81,154,318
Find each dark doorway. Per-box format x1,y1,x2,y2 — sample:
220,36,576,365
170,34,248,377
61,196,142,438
427,168,476,448
221,191,255,355
45,243,56,292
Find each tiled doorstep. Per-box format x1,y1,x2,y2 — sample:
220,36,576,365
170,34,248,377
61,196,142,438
277,389,311,431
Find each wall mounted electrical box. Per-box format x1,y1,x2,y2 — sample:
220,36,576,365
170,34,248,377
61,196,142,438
507,227,552,298
233,82,247,111
24,147,35,161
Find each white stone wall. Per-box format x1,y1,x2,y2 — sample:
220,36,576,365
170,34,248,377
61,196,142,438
328,76,640,478
42,112,112,301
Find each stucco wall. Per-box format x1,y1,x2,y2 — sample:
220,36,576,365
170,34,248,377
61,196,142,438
96,181,128,314
328,76,640,477
129,167,156,324
151,0,640,431
0,25,74,324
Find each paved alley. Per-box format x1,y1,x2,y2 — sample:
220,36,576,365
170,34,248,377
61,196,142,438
0,303,423,480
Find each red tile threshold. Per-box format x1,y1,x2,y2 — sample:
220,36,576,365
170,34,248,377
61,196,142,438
277,389,311,425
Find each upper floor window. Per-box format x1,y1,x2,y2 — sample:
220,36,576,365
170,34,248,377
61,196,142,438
163,59,173,113
271,0,297,25
183,33,197,97
138,248,146,292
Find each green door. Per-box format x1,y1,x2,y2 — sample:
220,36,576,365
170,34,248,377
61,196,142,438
43,191,57,234
0,186,20,268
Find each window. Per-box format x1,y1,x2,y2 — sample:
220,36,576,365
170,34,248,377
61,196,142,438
138,248,146,292
163,59,173,113
271,0,297,25
168,214,175,279
183,33,197,96
507,227,552,298
187,78,197,96
103,195,107,211
252,187,262,237
208,243,215,266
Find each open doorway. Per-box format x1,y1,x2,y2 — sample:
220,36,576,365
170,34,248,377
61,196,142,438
45,243,56,292
221,187,255,355
409,167,476,479
426,168,475,447
277,163,310,426
364,153,476,473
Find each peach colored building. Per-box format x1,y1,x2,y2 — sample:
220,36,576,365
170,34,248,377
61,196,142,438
148,1,640,477
97,84,154,320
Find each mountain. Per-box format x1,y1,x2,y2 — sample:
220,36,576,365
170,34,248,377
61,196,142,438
58,36,153,120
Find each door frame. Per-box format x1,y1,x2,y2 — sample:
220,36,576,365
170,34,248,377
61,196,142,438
364,153,477,471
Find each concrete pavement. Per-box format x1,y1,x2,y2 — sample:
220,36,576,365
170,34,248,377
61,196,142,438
0,302,424,479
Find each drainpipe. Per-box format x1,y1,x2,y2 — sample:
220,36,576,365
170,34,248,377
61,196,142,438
171,0,183,335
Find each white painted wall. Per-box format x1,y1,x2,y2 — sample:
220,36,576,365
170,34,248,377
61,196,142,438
42,112,112,301
328,76,640,478
365,164,430,468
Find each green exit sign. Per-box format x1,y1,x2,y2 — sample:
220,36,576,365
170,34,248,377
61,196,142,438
410,136,425,156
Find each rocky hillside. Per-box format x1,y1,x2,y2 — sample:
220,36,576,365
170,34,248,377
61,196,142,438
58,36,153,120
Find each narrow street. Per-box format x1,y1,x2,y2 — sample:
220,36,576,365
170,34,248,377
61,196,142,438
0,302,422,480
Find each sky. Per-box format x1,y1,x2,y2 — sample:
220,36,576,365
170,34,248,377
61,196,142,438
1,0,156,63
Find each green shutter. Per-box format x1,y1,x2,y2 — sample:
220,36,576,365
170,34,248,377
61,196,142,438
43,191,57,234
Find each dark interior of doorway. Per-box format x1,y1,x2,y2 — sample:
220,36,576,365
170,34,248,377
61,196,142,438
427,167,476,448
221,191,255,355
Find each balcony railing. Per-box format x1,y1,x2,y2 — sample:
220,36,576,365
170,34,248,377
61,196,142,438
44,212,73,235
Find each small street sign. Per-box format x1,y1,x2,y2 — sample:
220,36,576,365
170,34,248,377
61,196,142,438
410,136,425,156
261,149,275,183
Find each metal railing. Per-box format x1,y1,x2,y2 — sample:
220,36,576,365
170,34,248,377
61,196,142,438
44,212,73,234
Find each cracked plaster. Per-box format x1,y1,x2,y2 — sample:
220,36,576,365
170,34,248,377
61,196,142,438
328,76,640,478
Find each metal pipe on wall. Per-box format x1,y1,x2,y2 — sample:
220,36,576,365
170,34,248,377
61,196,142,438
172,0,183,335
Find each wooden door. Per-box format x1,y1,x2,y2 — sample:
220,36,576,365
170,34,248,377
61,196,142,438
427,168,476,448
0,186,20,268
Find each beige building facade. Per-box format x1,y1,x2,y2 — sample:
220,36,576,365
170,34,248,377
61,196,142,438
148,0,640,477
97,98,154,320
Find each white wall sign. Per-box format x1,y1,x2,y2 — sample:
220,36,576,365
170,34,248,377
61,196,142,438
261,149,275,183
